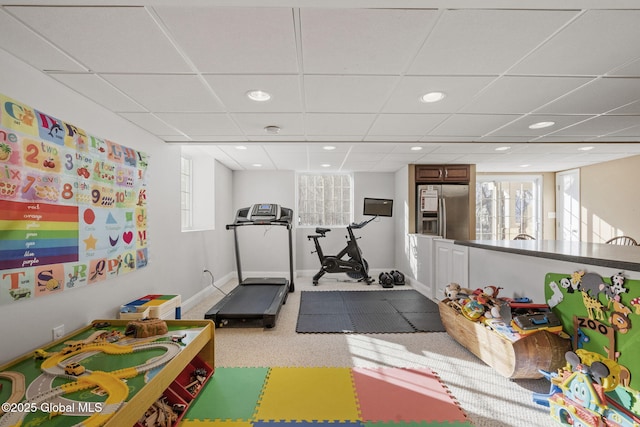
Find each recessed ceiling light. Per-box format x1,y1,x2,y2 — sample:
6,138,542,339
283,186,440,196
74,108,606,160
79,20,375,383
528,121,555,130
411,146,423,151
520,164,530,168
321,164,331,168
495,146,511,151
246,90,271,102
420,92,446,103
264,125,281,134
323,145,336,151
236,145,247,150
578,146,595,151
252,163,262,167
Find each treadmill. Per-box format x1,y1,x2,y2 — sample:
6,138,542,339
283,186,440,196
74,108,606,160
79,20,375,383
205,203,294,328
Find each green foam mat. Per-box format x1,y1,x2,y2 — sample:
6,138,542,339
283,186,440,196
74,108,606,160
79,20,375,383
184,367,269,421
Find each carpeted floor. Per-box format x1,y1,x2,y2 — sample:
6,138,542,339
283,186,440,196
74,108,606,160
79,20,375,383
184,276,554,427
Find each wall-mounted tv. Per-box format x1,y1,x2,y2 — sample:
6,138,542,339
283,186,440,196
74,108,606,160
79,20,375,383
363,197,393,217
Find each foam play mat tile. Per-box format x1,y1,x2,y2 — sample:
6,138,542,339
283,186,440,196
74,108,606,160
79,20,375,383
184,367,269,421
352,367,468,423
254,422,365,427
181,421,253,427
254,367,360,421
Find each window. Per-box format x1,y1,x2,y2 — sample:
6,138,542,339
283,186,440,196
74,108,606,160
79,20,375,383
181,155,193,230
476,175,542,240
181,146,215,231
297,173,353,227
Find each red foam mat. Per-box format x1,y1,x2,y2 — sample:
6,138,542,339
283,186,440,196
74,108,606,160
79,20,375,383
352,367,468,423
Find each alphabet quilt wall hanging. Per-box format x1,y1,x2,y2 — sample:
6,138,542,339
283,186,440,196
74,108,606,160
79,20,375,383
0,94,149,305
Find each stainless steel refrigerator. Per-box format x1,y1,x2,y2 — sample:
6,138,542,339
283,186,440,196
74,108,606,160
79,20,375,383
416,184,470,240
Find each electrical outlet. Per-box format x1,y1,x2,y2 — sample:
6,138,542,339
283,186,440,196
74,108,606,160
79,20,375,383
52,324,65,340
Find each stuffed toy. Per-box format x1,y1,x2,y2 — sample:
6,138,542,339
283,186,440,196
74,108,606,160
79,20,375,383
444,282,475,300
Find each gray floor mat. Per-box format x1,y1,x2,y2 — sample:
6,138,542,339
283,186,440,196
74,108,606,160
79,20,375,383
296,289,444,333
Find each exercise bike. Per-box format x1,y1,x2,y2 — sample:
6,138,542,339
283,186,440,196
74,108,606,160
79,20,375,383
307,216,376,286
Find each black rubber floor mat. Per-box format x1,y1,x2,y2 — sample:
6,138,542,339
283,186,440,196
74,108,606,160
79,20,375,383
402,312,447,332
296,314,354,333
296,289,444,333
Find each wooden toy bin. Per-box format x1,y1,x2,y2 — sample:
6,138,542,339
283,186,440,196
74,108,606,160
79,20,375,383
438,299,571,379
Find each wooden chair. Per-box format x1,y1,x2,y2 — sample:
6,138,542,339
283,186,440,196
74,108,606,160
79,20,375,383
513,233,536,240
605,236,638,246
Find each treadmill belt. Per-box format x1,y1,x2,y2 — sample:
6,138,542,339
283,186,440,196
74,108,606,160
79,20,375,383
205,283,289,328
217,285,283,315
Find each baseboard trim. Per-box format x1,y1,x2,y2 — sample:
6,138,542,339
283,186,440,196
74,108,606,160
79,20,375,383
181,272,235,314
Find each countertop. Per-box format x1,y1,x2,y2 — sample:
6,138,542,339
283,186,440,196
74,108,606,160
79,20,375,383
454,240,640,272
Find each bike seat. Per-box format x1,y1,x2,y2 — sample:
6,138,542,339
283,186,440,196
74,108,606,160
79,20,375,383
315,227,331,234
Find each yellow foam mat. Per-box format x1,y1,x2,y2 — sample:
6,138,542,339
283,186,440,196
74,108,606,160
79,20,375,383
255,367,360,422
180,421,252,427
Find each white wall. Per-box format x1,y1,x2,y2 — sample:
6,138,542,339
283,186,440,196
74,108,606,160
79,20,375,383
229,170,397,279
0,50,234,364
394,166,412,278
296,172,397,277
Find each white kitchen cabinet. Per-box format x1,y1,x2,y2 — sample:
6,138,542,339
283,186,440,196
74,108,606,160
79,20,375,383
408,234,438,299
434,239,468,300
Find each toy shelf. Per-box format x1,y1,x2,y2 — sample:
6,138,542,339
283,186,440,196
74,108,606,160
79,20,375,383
135,354,213,427
0,318,215,427
438,299,570,379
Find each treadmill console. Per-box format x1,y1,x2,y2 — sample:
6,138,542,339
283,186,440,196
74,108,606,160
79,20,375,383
233,203,293,225
250,203,281,220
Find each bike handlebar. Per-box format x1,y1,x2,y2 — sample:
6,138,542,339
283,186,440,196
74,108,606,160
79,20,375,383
349,215,377,229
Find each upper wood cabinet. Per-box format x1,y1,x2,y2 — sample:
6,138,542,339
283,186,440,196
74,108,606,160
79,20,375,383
415,164,471,183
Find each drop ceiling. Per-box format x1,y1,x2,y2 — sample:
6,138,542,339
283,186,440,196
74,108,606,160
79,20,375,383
2,0,640,172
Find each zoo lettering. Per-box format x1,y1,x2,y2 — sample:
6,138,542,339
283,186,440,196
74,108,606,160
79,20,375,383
578,316,611,336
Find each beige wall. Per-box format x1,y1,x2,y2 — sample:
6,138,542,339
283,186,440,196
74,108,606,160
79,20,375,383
580,154,640,243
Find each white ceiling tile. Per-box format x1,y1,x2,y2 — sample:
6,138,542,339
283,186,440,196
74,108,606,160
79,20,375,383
610,58,640,77
409,9,578,75
232,113,304,135
2,4,639,173
155,7,298,74
247,135,304,142
264,144,308,154
7,6,191,73
383,76,495,113
606,125,640,138
419,136,477,142
304,75,399,113
412,153,465,163
119,112,183,136
369,114,447,136
429,115,519,137
0,10,84,72
340,161,379,172
536,78,640,115
477,136,534,143
488,114,596,137
305,114,376,136
549,115,640,137
49,73,146,112
203,75,301,113
349,143,398,153
155,113,241,135
272,154,309,171
103,74,224,112
365,136,425,142
511,10,640,76
461,76,592,114
301,9,437,74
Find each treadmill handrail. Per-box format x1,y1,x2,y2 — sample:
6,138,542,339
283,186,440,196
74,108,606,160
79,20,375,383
226,220,292,230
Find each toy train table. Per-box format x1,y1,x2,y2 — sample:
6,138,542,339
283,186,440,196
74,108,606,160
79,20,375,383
0,318,214,427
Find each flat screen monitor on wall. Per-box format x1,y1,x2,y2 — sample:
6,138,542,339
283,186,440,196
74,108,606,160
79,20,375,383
363,198,393,217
